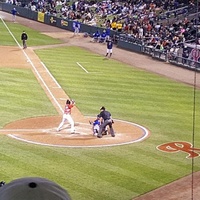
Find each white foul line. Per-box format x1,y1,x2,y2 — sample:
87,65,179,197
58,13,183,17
76,62,89,73
41,62,61,88
1,18,63,113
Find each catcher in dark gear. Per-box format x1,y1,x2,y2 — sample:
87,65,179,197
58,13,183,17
89,114,108,136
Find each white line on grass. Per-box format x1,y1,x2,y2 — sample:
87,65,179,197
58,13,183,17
41,62,61,88
0,18,21,47
76,62,89,73
1,18,63,113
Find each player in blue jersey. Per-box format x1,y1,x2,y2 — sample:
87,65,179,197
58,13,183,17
11,7,19,22
106,39,113,57
92,30,101,42
90,115,101,136
99,30,106,43
73,20,80,35
89,114,108,136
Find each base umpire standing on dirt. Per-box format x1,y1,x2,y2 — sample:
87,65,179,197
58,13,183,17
21,31,28,49
97,106,115,138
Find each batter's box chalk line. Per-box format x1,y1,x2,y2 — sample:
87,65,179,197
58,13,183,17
45,122,93,136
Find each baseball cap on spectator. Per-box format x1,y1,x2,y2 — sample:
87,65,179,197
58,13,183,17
0,177,71,200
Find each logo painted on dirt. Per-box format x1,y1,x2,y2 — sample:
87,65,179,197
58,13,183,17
157,142,200,159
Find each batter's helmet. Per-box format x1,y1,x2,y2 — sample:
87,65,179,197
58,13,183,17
66,100,71,104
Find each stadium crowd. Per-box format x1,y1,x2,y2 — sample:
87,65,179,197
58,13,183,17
5,0,200,64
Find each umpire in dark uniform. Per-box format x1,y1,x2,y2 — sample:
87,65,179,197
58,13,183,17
21,31,28,49
97,106,115,138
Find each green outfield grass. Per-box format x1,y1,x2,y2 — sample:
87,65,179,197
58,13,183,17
0,68,58,126
0,20,62,46
0,20,200,200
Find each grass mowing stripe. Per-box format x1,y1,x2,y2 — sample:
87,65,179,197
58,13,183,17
0,21,62,46
47,148,158,196
0,138,135,200
34,45,199,183
34,47,200,137
0,21,18,46
0,68,57,126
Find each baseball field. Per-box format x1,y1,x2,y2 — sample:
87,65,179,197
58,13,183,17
0,11,200,199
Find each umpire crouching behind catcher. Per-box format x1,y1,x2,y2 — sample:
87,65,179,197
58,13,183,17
97,106,115,138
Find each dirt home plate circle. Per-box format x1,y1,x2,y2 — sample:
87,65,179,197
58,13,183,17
2,116,150,148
